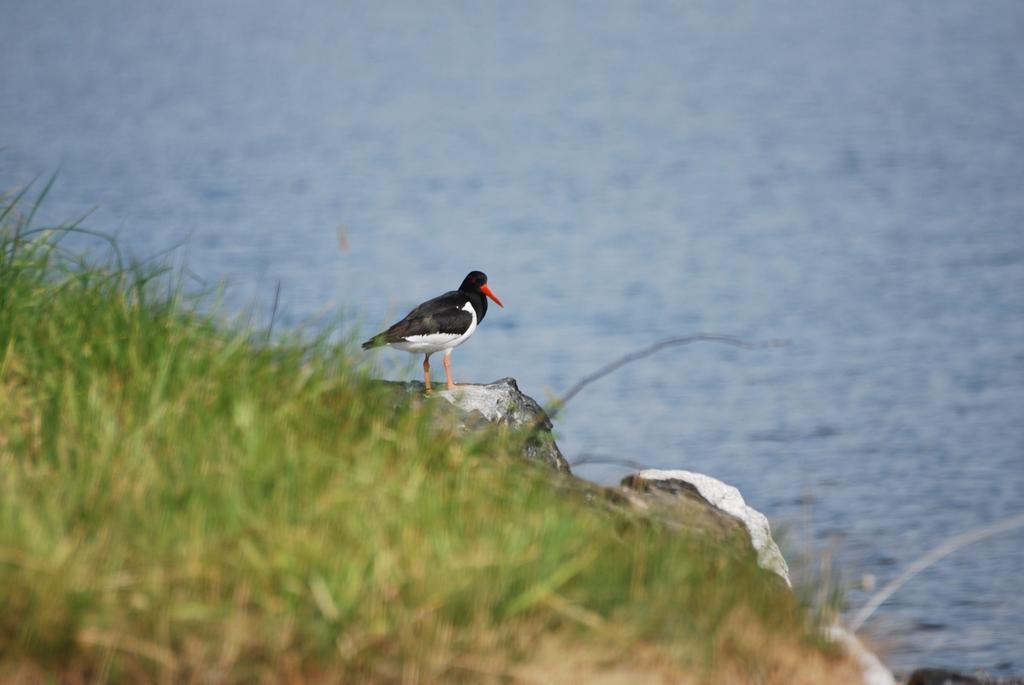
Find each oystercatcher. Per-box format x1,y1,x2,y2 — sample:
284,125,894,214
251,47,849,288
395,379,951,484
362,271,504,393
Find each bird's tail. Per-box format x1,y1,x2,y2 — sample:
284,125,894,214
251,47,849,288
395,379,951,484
361,335,382,350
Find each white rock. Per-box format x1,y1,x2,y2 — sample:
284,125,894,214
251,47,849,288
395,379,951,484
431,378,570,472
437,381,521,424
633,469,791,586
635,470,897,685
437,377,556,430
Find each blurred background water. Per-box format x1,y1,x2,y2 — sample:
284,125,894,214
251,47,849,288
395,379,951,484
3,0,1023,676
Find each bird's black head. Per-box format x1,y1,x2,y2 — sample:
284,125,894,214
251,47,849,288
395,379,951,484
458,271,504,311
459,271,488,292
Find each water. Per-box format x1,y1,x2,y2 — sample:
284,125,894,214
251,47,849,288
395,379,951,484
3,0,1023,675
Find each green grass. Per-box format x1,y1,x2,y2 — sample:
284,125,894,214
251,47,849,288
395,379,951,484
0,188,838,683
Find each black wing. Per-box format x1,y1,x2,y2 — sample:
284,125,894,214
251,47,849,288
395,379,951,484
362,291,473,348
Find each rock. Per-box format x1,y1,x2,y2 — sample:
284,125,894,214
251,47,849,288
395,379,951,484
608,475,751,541
372,377,571,473
906,669,1024,685
906,670,982,685
621,469,791,586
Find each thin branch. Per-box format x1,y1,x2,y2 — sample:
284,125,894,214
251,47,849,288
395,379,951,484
545,333,788,425
849,512,1024,633
569,453,655,471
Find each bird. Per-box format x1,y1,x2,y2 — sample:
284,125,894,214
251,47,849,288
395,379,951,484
362,271,504,393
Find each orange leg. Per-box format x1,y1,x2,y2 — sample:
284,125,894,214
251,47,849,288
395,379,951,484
443,352,457,390
422,355,433,394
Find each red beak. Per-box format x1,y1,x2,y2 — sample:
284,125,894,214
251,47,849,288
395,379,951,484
480,283,504,308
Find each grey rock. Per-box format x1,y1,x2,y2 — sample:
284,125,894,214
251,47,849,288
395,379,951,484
372,377,571,473
907,670,982,685
907,669,1024,685
613,474,750,540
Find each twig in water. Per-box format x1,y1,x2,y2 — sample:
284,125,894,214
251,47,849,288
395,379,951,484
544,333,788,425
849,512,1024,633
569,453,655,471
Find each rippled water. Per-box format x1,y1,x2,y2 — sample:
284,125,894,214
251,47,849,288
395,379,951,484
3,0,1023,675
